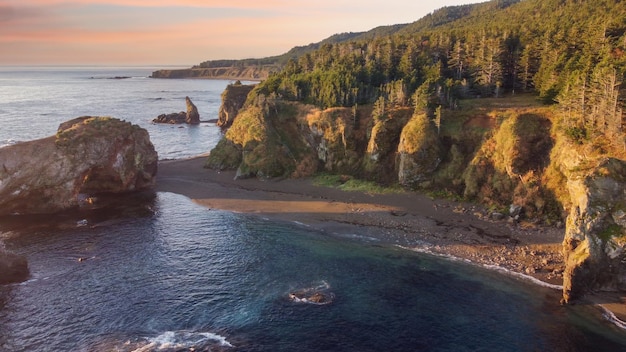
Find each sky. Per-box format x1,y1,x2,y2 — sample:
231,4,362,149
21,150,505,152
1,0,483,66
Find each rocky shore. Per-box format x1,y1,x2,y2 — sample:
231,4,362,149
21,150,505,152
157,159,562,279
156,156,626,324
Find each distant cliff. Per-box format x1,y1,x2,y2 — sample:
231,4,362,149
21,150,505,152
150,65,279,81
207,87,626,302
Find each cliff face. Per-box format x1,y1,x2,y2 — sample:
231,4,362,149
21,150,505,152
0,117,158,215
217,83,256,129
557,152,626,302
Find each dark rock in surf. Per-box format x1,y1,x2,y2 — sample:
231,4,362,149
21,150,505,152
152,96,200,124
185,96,200,124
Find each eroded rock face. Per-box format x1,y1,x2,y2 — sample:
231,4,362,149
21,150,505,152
396,113,442,187
0,249,29,284
0,117,158,215
561,158,626,303
217,82,255,129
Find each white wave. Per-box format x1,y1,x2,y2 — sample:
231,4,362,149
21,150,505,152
0,139,19,148
398,244,563,291
131,330,233,351
481,264,563,290
599,305,626,331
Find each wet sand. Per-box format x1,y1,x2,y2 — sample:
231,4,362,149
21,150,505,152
155,156,626,325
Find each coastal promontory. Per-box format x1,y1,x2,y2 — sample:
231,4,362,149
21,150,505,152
0,116,158,215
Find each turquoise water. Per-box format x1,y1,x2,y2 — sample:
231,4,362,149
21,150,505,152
1,67,626,351
1,192,626,351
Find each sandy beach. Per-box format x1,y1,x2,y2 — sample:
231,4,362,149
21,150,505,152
155,156,626,324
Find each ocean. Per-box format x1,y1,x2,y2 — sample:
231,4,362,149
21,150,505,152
1,66,626,351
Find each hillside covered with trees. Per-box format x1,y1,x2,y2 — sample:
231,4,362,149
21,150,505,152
205,0,626,302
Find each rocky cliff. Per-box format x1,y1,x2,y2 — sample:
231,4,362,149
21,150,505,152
150,66,278,80
217,82,256,129
0,117,158,215
207,88,626,302
556,150,626,303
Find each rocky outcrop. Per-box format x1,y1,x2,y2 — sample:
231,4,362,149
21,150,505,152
396,113,442,187
0,249,28,284
217,82,255,129
0,117,157,215
560,156,626,303
153,97,199,124
185,96,200,124
363,110,411,183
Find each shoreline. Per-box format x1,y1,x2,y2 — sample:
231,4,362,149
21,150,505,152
155,156,626,327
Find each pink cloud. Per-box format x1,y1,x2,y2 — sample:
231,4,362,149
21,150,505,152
2,0,289,9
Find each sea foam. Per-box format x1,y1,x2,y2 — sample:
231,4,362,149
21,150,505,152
132,330,233,351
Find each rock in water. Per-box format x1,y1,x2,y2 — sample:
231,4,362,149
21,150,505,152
153,112,186,124
185,96,200,124
0,249,29,284
152,97,200,124
0,117,158,215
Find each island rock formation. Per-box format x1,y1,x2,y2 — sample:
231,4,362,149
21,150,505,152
0,249,29,284
153,96,200,124
0,117,158,215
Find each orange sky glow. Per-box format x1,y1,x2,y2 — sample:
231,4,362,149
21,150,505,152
0,0,483,66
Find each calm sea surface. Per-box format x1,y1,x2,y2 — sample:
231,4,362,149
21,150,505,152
1,67,626,351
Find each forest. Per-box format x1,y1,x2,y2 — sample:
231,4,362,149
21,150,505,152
241,0,625,152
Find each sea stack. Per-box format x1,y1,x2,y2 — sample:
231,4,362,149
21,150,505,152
185,96,200,124
152,97,200,124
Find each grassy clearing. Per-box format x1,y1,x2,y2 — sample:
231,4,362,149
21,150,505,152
313,173,404,194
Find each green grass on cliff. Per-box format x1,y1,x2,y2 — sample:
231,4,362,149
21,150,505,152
313,174,403,194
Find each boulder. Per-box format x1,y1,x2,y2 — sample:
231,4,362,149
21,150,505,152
0,117,158,215
0,249,29,284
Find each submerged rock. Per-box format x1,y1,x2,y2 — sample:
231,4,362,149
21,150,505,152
0,117,158,215
0,249,29,284
287,281,335,305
